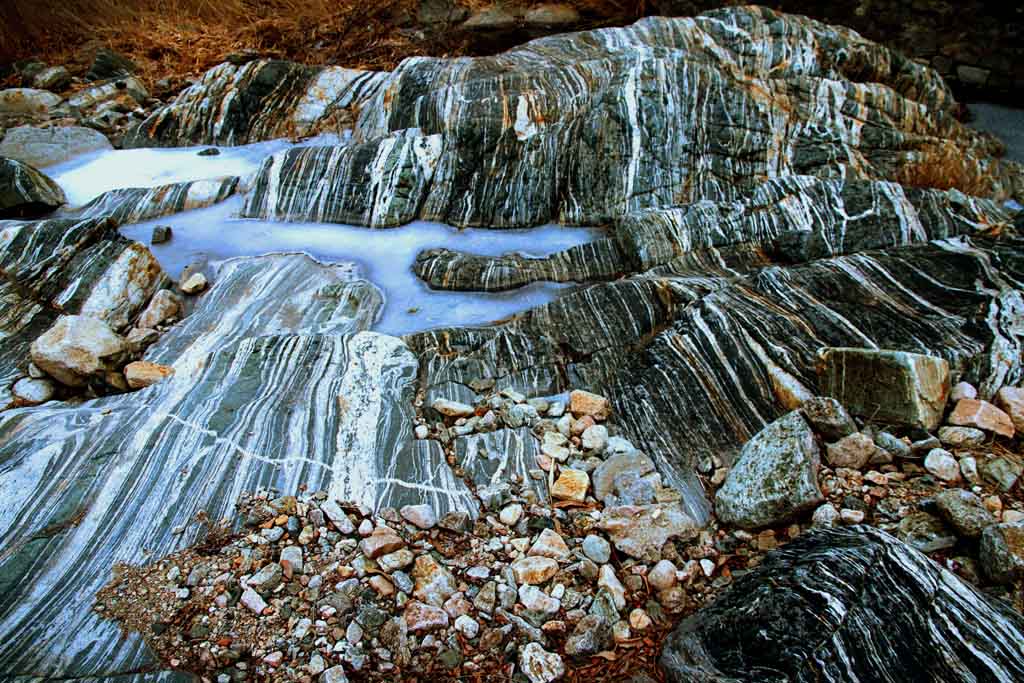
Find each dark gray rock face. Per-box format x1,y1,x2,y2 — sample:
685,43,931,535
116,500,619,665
0,157,65,218
408,227,1024,520
661,525,1024,682
240,131,441,227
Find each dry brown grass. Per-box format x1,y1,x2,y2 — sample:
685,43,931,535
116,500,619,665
0,0,449,88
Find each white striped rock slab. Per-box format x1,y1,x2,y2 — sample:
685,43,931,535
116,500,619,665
192,7,1018,229
241,130,442,227
66,176,239,225
616,176,1015,272
407,233,1024,522
125,61,389,147
454,427,550,506
660,525,1024,681
0,157,66,218
0,216,166,407
0,253,475,680
413,238,626,292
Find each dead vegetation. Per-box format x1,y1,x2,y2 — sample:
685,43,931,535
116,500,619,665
1,0,453,87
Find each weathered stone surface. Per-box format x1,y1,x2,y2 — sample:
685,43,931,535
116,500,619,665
0,253,479,679
136,289,183,329
979,523,1024,585
30,315,128,387
598,503,698,561
994,386,1024,432
70,177,239,225
937,426,986,448
11,377,56,405
824,432,876,470
934,488,995,539
550,468,589,502
519,642,564,683
0,88,61,115
662,526,1024,682
404,601,449,632
947,398,1015,438
511,556,559,585
414,241,626,292
0,157,65,218
126,61,389,147
817,348,950,430
135,9,1020,227
241,131,442,227
800,396,856,441
715,411,824,529
897,512,957,553
0,126,112,168
124,361,174,389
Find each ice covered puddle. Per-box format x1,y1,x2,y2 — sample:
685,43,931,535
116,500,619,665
50,140,599,336
47,135,345,206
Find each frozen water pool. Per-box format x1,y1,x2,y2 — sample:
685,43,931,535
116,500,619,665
49,139,600,336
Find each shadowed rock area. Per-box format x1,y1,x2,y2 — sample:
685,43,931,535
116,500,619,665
660,525,1024,681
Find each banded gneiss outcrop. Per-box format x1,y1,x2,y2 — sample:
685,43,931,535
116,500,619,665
0,4,1023,683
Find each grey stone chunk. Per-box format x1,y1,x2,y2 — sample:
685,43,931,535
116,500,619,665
934,489,995,539
817,348,950,430
801,396,857,441
897,512,957,553
0,157,66,218
0,126,111,168
715,411,824,529
979,523,1024,585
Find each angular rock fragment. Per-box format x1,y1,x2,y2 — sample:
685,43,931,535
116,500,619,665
598,503,698,561
817,348,950,430
800,396,857,441
715,411,824,529
994,386,1024,432
947,398,1015,438
979,523,1024,585
123,360,174,389
30,315,128,387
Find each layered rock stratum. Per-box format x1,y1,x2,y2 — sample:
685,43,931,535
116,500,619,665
1,5,1023,682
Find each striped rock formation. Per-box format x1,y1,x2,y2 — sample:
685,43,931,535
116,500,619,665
661,525,1024,681
125,62,389,147
135,8,1021,229
0,216,166,408
66,176,239,224
0,252,481,680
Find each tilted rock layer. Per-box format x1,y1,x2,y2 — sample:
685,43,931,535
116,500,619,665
661,525,1024,682
134,7,1019,228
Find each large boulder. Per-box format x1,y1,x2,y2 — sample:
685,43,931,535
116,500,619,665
0,125,112,168
661,525,1024,682
29,315,129,387
816,348,950,430
715,411,824,529
0,157,66,218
